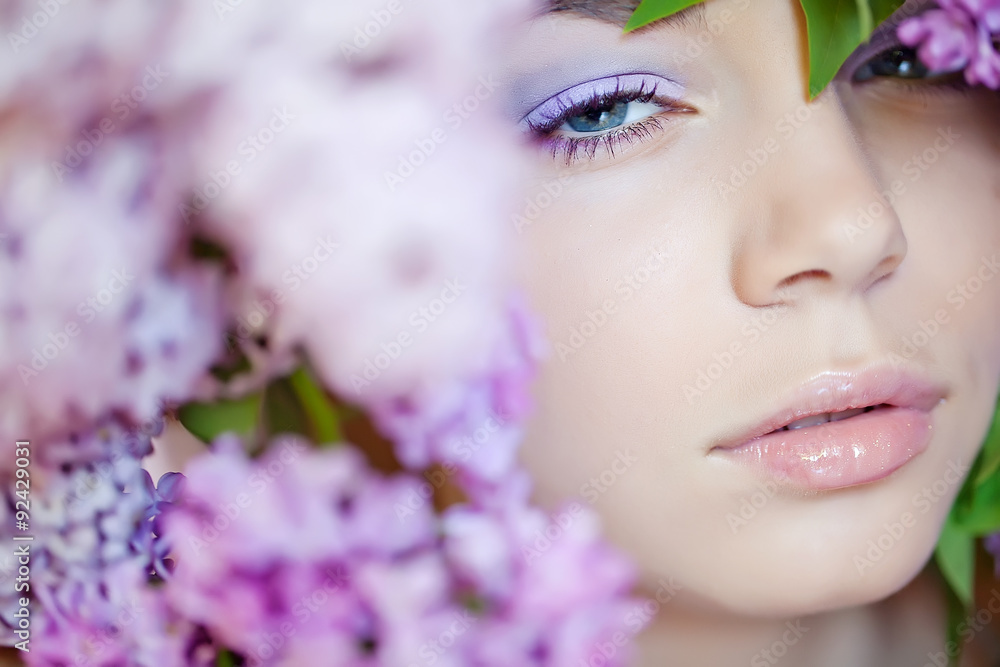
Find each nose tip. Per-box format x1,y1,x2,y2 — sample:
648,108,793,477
733,205,908,307
730,97,909,308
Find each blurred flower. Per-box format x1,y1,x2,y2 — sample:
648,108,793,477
0,138,225,463
162,436,453,665
370,296,546,494
1,420,198,665
899,0,1000,87
442,476,645,667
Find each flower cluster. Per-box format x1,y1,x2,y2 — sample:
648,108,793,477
162,437,640,666
8,421,203,666
3,0,648,665
899,0,1000,87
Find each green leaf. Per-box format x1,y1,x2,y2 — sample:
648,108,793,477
624,0,705,32
955,468,1000,534
625,0,907,96
262,374,311,440
215,650,237,667
854,0,874,41
943,583,967,667
178,394,262,443
869,0,907,26
935,515,975,608
974,394,1000,486
797,0,865,98
288,366,342,445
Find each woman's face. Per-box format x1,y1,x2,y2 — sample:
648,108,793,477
504,0,1000,617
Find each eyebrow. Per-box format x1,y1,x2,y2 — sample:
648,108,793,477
545,0,707,29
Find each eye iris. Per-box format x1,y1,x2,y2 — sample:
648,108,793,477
566,101,629,132
879,48,928,78
854,46,931,82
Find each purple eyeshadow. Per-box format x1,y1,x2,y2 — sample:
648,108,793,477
520,73,685,130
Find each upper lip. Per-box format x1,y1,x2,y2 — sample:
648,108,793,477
712,365,947,451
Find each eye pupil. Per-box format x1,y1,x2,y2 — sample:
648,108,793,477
566,101,628,132
853,46,931,83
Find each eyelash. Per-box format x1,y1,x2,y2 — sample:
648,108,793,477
525,82,688,164
527,41,983,164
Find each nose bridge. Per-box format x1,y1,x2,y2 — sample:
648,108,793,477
730,89,908,307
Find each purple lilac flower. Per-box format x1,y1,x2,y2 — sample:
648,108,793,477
4,420,199,666
899,0,1000,87
163,435,456,665
370,296,546,497
442,475,646,666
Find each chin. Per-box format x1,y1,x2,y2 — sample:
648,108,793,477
621,461,959,620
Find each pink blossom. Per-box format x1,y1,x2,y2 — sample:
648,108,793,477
899,0,1000,87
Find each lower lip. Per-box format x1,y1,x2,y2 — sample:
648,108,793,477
718,407,934,491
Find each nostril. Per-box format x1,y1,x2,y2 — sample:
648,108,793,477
864,254,904,291
776,269,831,292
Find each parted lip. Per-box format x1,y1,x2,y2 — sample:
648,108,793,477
712,365,947,452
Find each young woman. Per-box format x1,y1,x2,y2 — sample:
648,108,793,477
503,0,1000,663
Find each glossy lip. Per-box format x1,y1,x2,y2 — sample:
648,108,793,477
711,365,947,490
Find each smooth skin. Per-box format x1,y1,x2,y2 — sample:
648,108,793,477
503,0,1000,663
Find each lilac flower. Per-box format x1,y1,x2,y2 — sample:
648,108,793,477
899,0,1000,87
163,436,453,664
442,476,646,666
370,296,546,495
4,421,200,665
0,139,226,463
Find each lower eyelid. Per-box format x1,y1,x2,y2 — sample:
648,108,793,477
555,101,665,136
542,112,685,165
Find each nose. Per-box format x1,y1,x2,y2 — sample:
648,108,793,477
730,90,908,308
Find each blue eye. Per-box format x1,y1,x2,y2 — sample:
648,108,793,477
560,100,663,134
853,46,932,82
564,101,628,132
520,73,691,163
